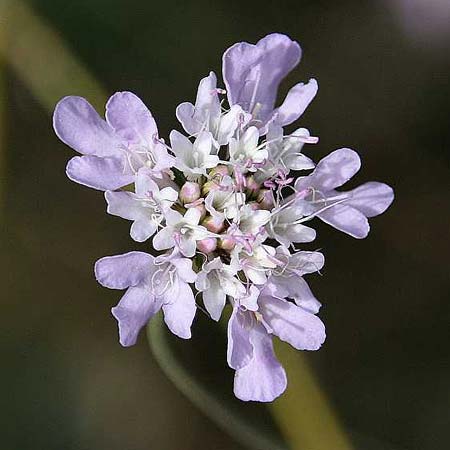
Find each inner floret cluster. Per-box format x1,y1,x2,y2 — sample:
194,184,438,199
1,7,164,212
53,33,394,402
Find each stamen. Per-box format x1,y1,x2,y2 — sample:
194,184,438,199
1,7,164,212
247,69,261,114
185,198,204,208
234,166,246,190
264,180,277,189
173,231,182,248
292,197,349,225
151,266,173,297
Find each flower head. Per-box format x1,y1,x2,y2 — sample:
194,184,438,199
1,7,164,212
54,33,394,402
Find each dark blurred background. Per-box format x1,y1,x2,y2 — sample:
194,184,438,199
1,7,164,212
1,0,449,449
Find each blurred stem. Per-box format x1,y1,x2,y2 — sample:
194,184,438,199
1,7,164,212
271,340,354,450
147,315,286,450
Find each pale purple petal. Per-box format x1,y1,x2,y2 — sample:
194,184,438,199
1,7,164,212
105,190,158,242
194,131,215,160
164,208,184,226
111,285,162,347
170,257,197,283
274,78,318,126
292,278,322,314
267,276,322,314
159,186,179,205
260,295,326,351
150,143,176,174
285,152,315,171
296,148,361,192
134,171,160,197
176,72,220,136
223,42,262,109
152,227,175,251
312,148,361,190
290,251,325,275
66,155,134,191
273,223,316,246
245,266,268,285
94,251,153,289
239,285,259,311
179,237,197,258
223,33,301,124
216,104,246,146
176,102,197,135
227,307,253,370
184,206,202,225
318,203,370,239
264,276,289,299
130,220,157,242
162,279,196,339
169,130,192,161
345,182,394,217
105,191,147,221
53,96,120,157
105,91,158,144
233,323,287,402
203,277,226,321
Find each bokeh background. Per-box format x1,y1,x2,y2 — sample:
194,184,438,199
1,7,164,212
1,0,449,449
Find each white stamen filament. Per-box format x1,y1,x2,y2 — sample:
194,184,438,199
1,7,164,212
151,265,176,297
292,197,349,225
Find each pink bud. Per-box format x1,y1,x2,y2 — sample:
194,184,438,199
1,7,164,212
218,237,236,251
246,175,260,196
202,180,220,196
209,165,229,178
202,215,225,233
180,182,201,204
197,238,217,254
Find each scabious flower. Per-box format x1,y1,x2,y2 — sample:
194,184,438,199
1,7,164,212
293,148,394,238
222,33,318,133
53,33,394,402
95,251,197,343
53,92,174,190
105,170,178,242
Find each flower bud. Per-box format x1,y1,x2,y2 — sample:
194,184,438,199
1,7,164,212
202,215,225,233
218,236,236,251
209,165,229,179
202,180,220,196
179,182,201,204
197,238,217,254
257,189,274,210
246,175,260,197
